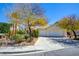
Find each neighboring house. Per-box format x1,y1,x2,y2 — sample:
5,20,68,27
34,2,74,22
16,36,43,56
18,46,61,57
39,25,65,37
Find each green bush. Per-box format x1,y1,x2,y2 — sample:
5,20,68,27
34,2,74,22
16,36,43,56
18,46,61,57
10,34,25,43
32,29,39,38
24,34,29,39
17,30,25,34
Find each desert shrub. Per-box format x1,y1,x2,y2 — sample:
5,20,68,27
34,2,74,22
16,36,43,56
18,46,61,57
24,34,29,39
10,34,25,43
32,29,39,38
17,30,25,34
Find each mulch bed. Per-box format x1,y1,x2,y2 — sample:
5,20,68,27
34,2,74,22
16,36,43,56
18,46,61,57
15,38,38,46
0,38,38,47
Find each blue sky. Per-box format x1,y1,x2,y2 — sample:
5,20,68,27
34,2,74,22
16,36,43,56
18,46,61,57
0,3,79,25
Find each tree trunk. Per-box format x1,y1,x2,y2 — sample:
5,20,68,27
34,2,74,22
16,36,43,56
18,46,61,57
66,31,71,38
13,24,16,36
13,24,15,35
27,20,32,42
66,30,77,39
15,23,17,36
71,30,77,39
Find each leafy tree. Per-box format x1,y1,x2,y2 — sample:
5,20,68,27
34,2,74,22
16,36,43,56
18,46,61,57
0,22,11,33
57,15,79,39
8,4,48,41
21,4,47,41
23,13,47,39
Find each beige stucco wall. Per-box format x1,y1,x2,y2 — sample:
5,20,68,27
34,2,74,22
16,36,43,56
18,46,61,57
39,25,65,37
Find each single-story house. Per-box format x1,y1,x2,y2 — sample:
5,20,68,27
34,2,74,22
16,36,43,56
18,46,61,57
39,25,66,37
